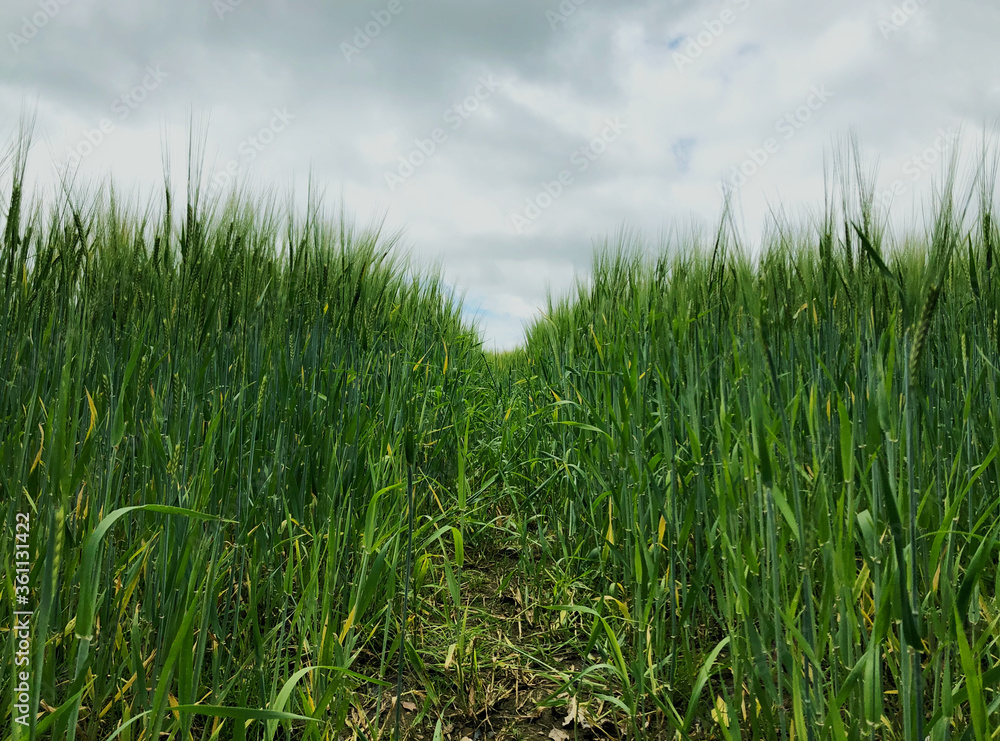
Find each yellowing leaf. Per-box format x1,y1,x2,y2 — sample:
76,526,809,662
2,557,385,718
29,423,44,473
711,696,730,728
600,596,629,622
85,388,97,442
605,497,614,546
339,605,356,643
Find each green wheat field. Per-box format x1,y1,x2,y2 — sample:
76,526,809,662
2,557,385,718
2,127,1000,740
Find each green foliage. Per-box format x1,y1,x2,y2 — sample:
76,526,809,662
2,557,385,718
505,155,1000,737
3,128,1000,740
0,131,483,740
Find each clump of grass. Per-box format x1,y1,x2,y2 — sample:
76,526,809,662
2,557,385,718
508,139,1000,738
0,127,484,741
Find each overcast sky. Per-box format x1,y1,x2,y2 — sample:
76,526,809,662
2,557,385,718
2,0,998,348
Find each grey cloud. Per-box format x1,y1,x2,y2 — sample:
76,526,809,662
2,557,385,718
2,0,999,347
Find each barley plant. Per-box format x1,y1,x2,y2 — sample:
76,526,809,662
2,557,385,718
2,125,999,740
0,127,486,741
500,147,1000,739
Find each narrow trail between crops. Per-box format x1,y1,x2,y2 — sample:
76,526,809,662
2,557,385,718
354,541,621,741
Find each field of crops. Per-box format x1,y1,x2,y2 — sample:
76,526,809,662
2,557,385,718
2,132,999,740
